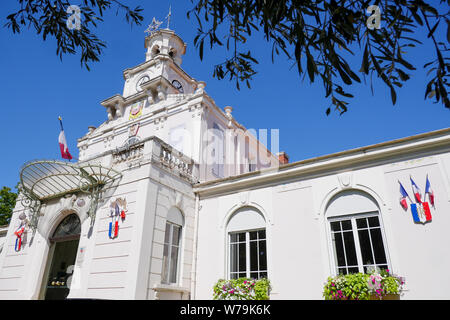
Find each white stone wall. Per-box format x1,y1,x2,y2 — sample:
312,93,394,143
0,227,7,255
146,165,195,300
194,137,450,300
0,137,197,300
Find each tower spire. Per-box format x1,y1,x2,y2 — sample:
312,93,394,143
166,5,172,29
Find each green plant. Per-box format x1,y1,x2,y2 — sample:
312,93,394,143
323,268,405,300
213,278,271,300
254,278,271,300
0,186,18,226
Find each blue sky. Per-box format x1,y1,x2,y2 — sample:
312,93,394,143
0,1,448,190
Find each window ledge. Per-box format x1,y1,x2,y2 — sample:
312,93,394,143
152,283,190,300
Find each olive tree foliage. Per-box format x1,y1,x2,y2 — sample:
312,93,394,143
187,0,449,114
5,0,144,70
0,187,18,226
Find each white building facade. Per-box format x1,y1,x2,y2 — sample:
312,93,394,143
0,28,449,300
193,128,450,300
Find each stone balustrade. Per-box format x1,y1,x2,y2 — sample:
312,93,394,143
158,140,198,183
111,136,198,183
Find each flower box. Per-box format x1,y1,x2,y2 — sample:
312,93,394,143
213,278,271,300
323,268,405,300
369,293,400,300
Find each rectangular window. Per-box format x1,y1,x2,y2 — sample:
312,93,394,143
162,222,182,284
329,214,388,275
229,229,267,279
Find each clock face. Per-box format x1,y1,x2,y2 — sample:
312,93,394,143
136,75,150,92
172,79,184,93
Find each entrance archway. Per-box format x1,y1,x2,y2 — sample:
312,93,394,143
42,213,81,300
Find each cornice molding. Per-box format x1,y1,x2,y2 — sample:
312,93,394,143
193,127,450,197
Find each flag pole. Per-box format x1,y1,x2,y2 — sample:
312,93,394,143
58,116,72,162
58,116,64,131
398,180,413,203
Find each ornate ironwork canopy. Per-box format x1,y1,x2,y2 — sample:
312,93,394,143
20,160,121,201
19,160,122,231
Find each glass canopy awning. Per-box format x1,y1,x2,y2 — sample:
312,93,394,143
18,160,122,231
20,160,122,201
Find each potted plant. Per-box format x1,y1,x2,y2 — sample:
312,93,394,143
213,278,271,300
323,268,405,300
367,268,405,300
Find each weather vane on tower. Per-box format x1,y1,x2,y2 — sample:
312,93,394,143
166,5,172,29
145,5,172,36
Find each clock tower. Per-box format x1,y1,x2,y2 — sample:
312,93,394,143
120,27,196,103
77,24,278,181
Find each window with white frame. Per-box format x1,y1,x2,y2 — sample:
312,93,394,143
229,229,267,279
326,190,390,275
161,207,183,284
227,207,267,280
329,213,389,275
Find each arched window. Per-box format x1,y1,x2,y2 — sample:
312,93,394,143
227,207,267,279
169,48,177,59
151,45,160,58
326,190,390,275
161,207,184,284
50,213,81,242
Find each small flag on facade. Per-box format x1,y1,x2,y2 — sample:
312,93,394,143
425,175,435,206
410,176,422,203
58,116,73,160
399,181,410,210
14,224,25,252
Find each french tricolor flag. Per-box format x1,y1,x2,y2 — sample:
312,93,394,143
14,225,25,252
58,117,72,160
410,177,422,203
425,175,435,206
399,181,409,210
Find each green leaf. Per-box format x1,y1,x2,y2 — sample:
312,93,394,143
306,49,315,82
427,20,440,38
360,43,369,74
390,86,397,105
396,69,410,81
199,39,204,61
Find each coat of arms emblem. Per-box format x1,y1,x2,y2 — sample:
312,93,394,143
129,101,144,120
